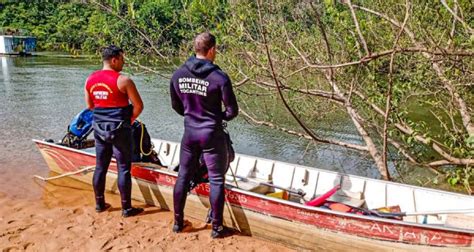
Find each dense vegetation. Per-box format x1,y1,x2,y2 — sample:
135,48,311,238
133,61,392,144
0,0,226,54
1,0,473,193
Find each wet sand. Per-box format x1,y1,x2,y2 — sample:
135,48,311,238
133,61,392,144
0,175,294,251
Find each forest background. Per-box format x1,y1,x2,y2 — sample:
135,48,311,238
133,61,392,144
1,0,473,193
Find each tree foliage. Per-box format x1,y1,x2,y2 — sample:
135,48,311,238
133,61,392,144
1,0,472,192
0,0,228,55
220,0,473,192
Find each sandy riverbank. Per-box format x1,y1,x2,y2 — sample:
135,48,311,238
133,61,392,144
0,177,294,251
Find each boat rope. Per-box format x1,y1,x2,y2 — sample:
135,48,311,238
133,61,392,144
138,120,153,156
33,165,95,181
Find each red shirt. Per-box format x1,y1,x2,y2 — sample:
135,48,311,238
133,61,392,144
85,70,129,108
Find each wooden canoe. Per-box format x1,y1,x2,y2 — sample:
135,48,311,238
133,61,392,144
33,139,474,251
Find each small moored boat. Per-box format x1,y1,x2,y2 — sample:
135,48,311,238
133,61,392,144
0,28,36,56
33,138,474,251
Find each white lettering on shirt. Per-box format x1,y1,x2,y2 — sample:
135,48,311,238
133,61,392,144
93,91,109,100
178,77,209,97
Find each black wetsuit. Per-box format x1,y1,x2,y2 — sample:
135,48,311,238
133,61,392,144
92,107,133,210
170,56,238,229
86,70,134,210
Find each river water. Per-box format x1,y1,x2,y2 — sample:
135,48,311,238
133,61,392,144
0,54,388,198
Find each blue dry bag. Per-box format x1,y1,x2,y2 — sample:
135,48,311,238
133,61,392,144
69,109,93,139
61,109,95,149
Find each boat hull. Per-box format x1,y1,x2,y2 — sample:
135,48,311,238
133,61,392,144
34,140,473,251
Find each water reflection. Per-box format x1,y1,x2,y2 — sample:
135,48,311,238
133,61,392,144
0,55,380,198
1,56,12,92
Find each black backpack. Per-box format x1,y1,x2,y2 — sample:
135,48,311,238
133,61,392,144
131,121,162,166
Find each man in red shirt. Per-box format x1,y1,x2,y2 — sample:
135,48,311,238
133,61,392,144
84,45,144,217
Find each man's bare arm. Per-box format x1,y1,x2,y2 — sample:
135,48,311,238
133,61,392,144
118,75,143,122
84,80,94,110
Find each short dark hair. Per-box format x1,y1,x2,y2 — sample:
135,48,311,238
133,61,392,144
194,32,216,55
101,45,123,61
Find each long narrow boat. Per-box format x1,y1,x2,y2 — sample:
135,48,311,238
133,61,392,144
33,138,474,251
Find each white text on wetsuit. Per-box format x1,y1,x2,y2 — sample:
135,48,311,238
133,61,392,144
178,77,209,97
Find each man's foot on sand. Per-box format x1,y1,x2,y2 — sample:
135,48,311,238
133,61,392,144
172,220,192,233
95,203,111,213
211,225,234,239
122,207,144,217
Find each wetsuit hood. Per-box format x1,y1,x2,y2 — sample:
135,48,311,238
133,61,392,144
184,56,219,78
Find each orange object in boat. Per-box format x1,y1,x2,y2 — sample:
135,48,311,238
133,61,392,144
328,203,352,213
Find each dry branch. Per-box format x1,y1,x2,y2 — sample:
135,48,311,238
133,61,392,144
288,47,474,70
382,0,411,175
345,0,370,55
89,0,168,60
440,0,474,35
353,4,473,136
239,109,368,151
255,1,370,153
303,4,391,179
255,80,345,104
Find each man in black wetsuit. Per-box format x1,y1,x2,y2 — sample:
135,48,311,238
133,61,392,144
170,32,239,238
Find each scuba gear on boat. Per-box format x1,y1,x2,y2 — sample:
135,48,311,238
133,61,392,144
131,120,162,166
92,105,161,165
60,108,162,167
61,109,95,149
70,108,93,137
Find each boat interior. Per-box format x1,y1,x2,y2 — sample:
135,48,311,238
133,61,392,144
151,139,474,230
